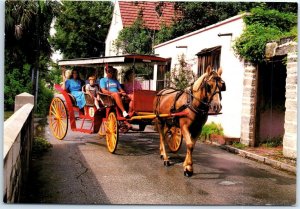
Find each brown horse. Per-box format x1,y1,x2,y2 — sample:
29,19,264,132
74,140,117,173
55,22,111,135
153,66,225,177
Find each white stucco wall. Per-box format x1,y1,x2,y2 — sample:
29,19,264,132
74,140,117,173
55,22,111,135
154,15,246,138
105,1,123,56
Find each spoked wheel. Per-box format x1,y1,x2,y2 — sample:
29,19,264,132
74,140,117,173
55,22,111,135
98,121,106,137
105,112,119,153
165,126,183,153
49,97,68,140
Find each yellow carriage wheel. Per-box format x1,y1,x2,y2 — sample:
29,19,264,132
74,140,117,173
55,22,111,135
49,97,68,140
105,112,118,153
98,121,107,137
166,127,183,153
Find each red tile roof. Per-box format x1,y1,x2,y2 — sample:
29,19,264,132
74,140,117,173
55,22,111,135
119,1,177,30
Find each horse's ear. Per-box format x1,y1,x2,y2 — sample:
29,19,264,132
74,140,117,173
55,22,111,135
217,67,223,76
206,65,212,74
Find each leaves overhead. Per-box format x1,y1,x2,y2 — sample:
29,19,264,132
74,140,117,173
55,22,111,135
50,1,113,59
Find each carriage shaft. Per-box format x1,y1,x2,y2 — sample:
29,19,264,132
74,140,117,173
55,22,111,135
129,111,188,120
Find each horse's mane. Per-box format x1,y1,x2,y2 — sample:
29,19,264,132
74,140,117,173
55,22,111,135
192,72,208,92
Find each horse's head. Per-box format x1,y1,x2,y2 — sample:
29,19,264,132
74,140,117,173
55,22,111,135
193,66,226,113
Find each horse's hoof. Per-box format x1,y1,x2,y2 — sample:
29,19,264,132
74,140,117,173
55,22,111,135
160,155,163,159
164,161,170,167
184,170,193,177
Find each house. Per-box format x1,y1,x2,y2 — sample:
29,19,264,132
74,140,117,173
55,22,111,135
154,14,246,140
153,14,297,159
105,0,176,56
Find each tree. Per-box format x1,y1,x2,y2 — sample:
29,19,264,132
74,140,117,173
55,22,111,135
5,0,61,112
114,17,153,55
166,54,196,90
50,1,113,59
158,2,297,43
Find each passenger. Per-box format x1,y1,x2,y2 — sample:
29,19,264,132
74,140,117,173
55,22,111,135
123,69,142,116
61,69,72,89
99,66,129,118
64,69,86,109
85,76,101,110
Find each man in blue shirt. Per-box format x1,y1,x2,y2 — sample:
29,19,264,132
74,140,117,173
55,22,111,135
100,66,129,118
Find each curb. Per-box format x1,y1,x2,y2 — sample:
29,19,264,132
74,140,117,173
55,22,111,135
219,144,296,175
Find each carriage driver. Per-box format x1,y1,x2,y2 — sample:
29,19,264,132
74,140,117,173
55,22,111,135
99,66,130,118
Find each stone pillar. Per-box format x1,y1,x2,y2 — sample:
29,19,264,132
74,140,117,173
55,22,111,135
283,51,297,158
14,92,34,112
240,63,257,146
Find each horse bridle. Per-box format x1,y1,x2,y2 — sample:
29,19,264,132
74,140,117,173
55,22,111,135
183,72,225,115
197,72,225,103
155,72,225,116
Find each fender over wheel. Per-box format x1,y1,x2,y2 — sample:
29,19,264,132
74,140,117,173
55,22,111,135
105,112,119,153
49,97,68,140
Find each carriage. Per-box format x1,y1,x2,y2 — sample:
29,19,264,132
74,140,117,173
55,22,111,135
49,54,187,154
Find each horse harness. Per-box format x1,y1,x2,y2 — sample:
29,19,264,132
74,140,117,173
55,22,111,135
155,72,224,118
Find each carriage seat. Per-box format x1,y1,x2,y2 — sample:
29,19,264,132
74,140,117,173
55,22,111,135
82,85,96,107
82,84,115,107
97,92,115,107
68,93,77,107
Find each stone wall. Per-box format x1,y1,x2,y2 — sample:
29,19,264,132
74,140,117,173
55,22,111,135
283,51,297,158
3,93,34,203
241,40,297,159
240,63,257,146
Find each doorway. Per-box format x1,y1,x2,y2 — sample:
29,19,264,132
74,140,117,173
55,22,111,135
256,56,286,146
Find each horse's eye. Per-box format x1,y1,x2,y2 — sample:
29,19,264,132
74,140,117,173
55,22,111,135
205,83,211,92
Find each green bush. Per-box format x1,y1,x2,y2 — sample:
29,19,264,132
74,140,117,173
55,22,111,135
233,7,297,64
232,142,246,149
166,54,196,90
35,79,54,117
32,136,52,157
200,122,224,140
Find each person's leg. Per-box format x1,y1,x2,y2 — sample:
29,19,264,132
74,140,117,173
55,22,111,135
111,93,128,117
94,97,100,109
128,94,134,115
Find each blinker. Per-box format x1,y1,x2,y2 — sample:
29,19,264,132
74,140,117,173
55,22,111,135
220,81,226,91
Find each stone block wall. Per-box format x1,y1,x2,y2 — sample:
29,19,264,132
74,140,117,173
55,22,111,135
4,93,34,203
240,63,257,146
241,40,297,159
283,51,297,158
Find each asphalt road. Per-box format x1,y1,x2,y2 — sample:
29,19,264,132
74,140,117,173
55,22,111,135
23,122,296,206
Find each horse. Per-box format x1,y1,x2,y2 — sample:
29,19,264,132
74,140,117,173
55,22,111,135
153,66,225,177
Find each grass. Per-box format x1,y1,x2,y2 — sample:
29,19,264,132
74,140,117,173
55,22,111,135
259,136,283,148
232,142,246,150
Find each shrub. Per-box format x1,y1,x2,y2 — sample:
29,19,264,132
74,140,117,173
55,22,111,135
232,142,246,149
32,136,52,158
233,7,297,64
165,54,196,90
35,79,54,117
200,122,224,141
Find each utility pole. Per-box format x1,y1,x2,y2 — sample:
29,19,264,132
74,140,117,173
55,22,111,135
32,2,40,109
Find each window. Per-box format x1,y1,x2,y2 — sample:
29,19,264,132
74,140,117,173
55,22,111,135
156,58,171,91
196,46,221,76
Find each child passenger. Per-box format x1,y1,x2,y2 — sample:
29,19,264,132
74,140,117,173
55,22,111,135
85,76,101,110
